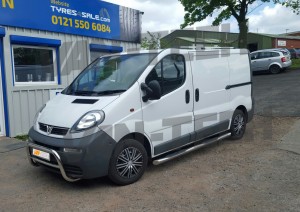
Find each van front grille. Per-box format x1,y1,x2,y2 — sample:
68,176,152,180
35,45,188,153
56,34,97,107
39,123,69,136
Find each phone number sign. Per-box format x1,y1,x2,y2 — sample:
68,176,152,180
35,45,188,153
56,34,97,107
0,0,124,41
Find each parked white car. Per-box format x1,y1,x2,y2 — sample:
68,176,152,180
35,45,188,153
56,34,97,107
250,49,292,74
27,48,254,185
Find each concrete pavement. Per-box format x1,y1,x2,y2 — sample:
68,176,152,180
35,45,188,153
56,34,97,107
278,119,300,155
0,136,26,154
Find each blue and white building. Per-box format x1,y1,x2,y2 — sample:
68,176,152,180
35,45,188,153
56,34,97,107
0,0,142,136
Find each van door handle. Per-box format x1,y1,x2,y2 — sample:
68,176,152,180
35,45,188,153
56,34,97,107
195,88,199,102
185,90,190,104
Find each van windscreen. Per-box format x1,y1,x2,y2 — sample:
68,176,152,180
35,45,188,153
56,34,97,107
63,53,157,96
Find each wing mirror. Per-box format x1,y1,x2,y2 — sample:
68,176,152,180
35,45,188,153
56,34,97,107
141,80,162,102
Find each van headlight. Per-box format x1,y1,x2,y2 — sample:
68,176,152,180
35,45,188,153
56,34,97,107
71,110,105,132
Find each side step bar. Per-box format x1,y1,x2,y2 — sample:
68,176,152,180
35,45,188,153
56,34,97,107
153,132,231,165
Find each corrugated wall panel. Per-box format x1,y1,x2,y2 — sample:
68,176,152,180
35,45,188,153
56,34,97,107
59,34,69,86
10,89,53,135
20,91,30,133
11,91,22,135
27,91,37,127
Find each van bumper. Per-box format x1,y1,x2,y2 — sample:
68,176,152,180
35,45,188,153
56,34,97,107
27,128,116,181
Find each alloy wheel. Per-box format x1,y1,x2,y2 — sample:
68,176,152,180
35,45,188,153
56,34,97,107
116,147,143,179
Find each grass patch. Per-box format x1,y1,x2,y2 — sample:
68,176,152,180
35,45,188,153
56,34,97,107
291,59,300,70
15,134,29,141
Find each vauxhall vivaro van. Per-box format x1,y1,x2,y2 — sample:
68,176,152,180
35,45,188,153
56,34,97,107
27,48,254,185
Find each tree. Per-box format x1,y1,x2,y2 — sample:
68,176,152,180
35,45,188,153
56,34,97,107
179,0,300,48
141,31,161,50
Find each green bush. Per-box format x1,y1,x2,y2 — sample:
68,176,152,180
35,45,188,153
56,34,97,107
291,59,300,70
15,134,29,141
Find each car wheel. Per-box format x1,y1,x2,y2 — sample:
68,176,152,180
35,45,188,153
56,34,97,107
230,109,246,140
269,65,281,74
108,139,148,185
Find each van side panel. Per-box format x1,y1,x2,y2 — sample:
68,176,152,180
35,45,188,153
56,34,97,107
189,51,231,141
227,52,252,118
99,82,146,143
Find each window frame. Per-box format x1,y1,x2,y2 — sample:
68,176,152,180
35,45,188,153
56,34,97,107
146,54,186,97
12,44,58,86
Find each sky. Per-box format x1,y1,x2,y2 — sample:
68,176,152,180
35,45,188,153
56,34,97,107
103,0,300,35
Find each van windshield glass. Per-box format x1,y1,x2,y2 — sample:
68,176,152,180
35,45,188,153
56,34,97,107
63,53,157,96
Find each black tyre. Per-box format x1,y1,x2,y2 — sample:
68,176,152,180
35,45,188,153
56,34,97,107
269,65,281,74
230,110,246,140
108,139,148,185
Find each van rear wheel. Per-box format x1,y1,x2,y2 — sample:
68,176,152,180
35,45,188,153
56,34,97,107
269,65,281,74
108,139,148,185
230,110,246,140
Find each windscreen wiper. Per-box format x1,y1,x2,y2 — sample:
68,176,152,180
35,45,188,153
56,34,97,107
95,90,126,96
74,90,97,96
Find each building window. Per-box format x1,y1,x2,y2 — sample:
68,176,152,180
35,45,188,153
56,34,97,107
12,45,57,85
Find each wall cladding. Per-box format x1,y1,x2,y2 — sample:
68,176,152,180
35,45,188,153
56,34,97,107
3,27,139,136
119,6,141,43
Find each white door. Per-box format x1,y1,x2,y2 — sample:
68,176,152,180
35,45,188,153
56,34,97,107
0,58,5,136
141,54,194,156
189,52,231,141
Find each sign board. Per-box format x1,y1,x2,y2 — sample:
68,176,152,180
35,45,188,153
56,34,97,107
278,40,287,47
0,0,141,42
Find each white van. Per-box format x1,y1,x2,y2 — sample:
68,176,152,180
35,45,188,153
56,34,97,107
27,48,254,185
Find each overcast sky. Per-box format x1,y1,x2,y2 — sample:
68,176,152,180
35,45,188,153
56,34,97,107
104,0,300,34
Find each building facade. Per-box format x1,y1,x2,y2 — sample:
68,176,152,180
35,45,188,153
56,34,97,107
0,0,142,136
160,30,300,52
248,33,300,52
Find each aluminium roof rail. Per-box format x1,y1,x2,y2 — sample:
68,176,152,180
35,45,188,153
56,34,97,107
175,46,235,50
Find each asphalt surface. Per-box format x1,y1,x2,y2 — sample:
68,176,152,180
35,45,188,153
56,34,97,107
0,69,299,211
253,69,300,117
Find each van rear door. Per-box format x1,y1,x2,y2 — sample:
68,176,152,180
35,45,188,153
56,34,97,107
189,51,231,141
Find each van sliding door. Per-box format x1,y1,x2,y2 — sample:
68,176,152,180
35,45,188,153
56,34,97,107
189,51,231,141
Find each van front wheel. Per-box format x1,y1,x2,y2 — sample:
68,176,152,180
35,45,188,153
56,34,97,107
108,139,148,185
230,110,246,140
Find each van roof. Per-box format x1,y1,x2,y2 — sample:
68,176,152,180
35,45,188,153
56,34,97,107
106,48,249,57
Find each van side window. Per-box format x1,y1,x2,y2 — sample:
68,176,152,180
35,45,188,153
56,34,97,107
146,54,185,96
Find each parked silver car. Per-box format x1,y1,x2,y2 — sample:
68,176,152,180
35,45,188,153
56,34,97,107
250,49,292,74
